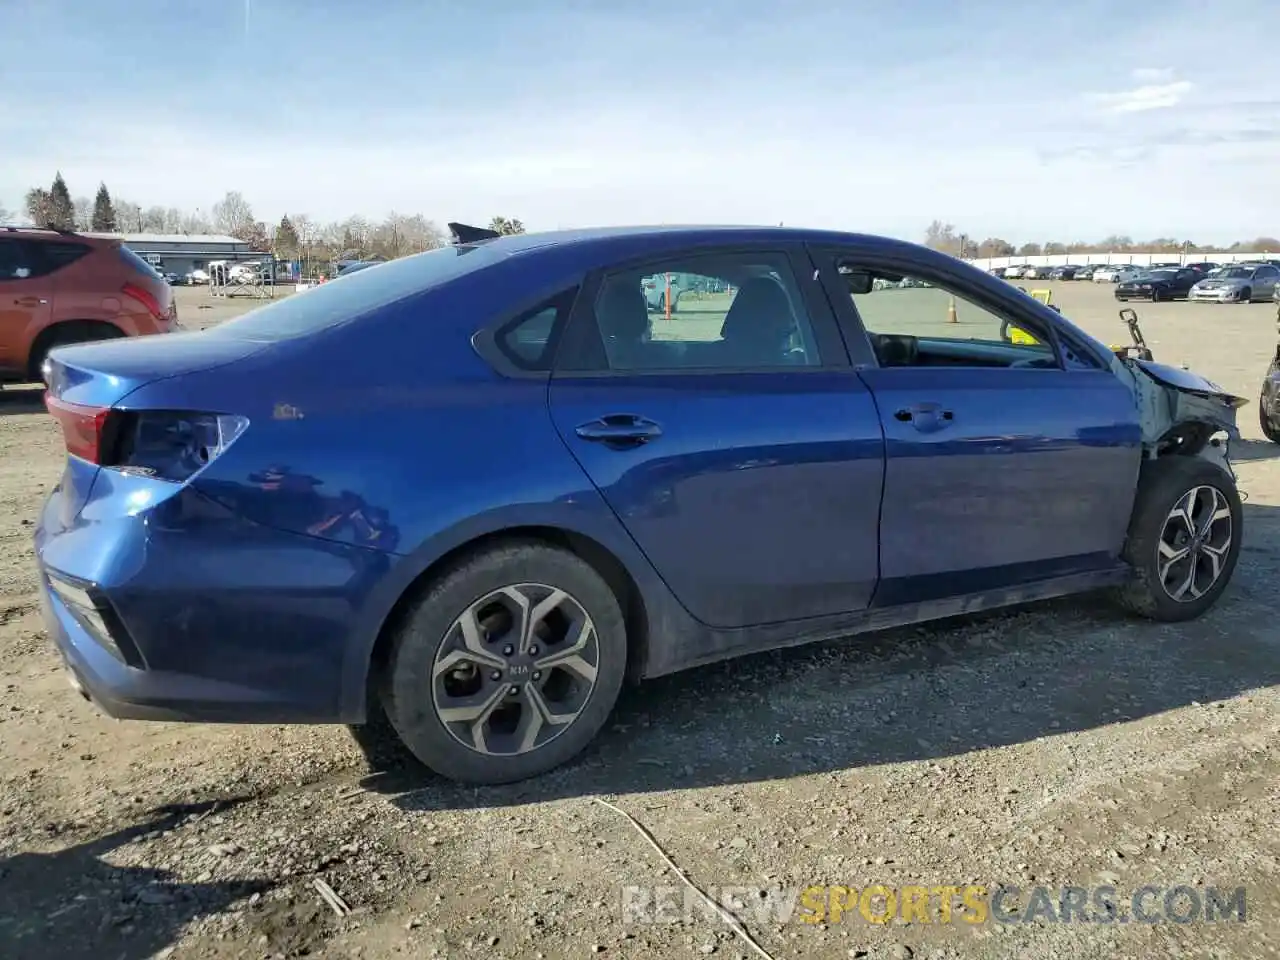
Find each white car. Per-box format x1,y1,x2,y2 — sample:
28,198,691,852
1093,266,1140,283
187,269,209,284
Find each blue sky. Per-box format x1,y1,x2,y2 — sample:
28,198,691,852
1,0,1277,244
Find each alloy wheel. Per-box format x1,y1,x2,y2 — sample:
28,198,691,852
1156,485,1233,602
431,583,600,756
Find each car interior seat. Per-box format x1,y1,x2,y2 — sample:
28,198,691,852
596,281,652,369
717,277,800,366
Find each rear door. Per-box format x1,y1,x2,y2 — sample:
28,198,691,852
0,238,53,379
811,244,1142,605
547,244,885,629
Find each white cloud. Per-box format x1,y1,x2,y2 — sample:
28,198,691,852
1130,67,1176,84
1091,79,1194,114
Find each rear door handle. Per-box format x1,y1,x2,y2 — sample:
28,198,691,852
894,404,954,433
14,297,48,307
575,415,663,446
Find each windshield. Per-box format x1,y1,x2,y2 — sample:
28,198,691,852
1142,270,1178,280
1219,267,1254,279
201,244,508,341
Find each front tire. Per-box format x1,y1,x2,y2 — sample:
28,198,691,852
1112,456,1242,621
1239,287,1253,303
382,541,627,784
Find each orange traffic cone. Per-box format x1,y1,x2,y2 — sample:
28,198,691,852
947,297,958,323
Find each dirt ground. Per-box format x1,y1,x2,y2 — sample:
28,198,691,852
2,281,1278,960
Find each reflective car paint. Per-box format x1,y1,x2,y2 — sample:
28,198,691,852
33,225,1195,726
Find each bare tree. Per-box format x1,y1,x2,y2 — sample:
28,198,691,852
25,188,53,228
114,199,144,232
72,196,93,230
179,210,212,234
924,220,962,255
212,191,256,240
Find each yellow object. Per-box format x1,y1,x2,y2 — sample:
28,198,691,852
947,297,958,323
1029,288,1052,305
1008,326,1040,345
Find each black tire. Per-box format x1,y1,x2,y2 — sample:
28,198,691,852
345,696,419,772
1152,288,1165,302
382,540,627,784
1239,287,1252,303
28,323,123,381
1112,456,1242,621
1261,393,1280,443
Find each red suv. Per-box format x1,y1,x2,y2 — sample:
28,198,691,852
0,227,178,385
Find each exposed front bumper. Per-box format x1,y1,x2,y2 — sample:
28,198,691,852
1189,289,1247,302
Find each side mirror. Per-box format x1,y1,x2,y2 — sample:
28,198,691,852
843,270,875,295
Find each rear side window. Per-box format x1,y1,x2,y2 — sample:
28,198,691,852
491,288,579,371
119,245,162,278
203,243,511,341
39,242,91,274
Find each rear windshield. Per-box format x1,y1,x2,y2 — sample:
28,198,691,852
119,245,163,278
201,244,509,341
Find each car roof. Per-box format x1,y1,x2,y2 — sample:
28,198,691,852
1,226,115,248
469,224,925,255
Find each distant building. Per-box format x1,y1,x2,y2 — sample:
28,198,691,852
86,232,264,276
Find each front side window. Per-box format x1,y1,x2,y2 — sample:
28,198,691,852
589,252,821,371
836,260,1059,369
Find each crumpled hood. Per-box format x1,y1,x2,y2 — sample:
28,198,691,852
1131,359,1246,406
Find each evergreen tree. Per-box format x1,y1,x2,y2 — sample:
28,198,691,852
91,182,117,231
274,215,300,255
48,172,75,229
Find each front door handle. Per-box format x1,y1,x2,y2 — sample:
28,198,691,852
575,415,663,447
894,403,954,433
14,297,48,307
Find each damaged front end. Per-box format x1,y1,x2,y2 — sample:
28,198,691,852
1115,358,1246,468
1102,307,1246,468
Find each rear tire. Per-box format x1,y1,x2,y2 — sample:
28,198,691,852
1112,456,1242,621
382,540,627,784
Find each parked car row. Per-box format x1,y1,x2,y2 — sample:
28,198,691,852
990,259,1280,303
992,261,1221,282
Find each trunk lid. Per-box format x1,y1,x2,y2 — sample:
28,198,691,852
43,333,267,520
43,332,266,407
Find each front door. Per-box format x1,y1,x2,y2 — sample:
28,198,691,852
813,247,1143,606
0,238,53,379
548,246,885,629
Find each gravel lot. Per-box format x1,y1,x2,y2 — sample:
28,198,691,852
2,281,1278,960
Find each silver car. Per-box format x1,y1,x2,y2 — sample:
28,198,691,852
1187,263,1280,303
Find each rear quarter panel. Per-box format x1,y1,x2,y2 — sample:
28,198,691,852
120,263,681,715
52,245,168,336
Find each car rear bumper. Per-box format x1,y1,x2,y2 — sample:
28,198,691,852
34,481,379,724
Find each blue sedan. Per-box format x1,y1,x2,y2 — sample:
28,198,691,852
34,223,1245,784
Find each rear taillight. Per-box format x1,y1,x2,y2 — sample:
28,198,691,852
45,396,115,463
122,282,168,323
112,411,249,482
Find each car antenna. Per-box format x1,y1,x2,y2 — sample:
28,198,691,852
448,222,502,245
